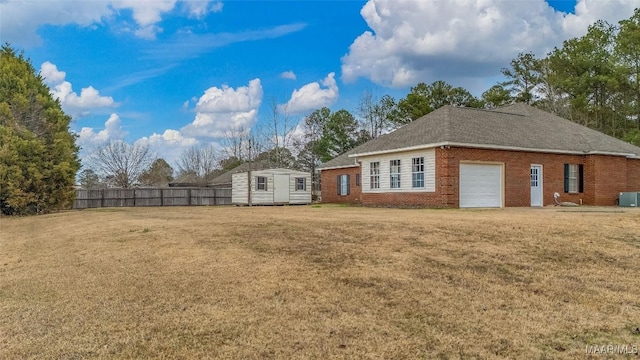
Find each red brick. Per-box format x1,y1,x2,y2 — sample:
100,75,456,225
320,166,362,204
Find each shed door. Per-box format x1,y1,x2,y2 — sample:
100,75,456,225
273,174,290,203
459,163,502,208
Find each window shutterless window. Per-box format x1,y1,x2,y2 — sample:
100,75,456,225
337,174,350,195
412,157,424,188
564,163,583,193
370,162,380,189
295,177,306,191
390,159,401,189
256,176,267,190
355,174,360,187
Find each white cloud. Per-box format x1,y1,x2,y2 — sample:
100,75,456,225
181,78,264,138
140,129,198,147
142,23,307,62
183,0,223,19
280,70,297,80
115,0,176,27
0,1,112,46
111,0,177,40
40,62,118,118
40,61,67,85
75,114,200,164
136,129,199,164
280,72,339,114
137,128,200,164
562,0,640,37
76,114,128,147
341,0,640,88
0,0,224,45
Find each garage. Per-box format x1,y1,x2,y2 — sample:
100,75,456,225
459,163,503,208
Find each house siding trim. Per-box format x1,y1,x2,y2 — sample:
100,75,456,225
349,141,638,159
319,164,360,171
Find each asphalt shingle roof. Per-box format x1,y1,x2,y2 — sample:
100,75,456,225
209,159,275,185
345,103,640,158
318,143,369,169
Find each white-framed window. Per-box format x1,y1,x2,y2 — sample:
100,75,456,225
568,164,578,193
412,157,424,188
564,164,584,193
295,177,306,191
256,176,267,191
338,174,349,195
390,159,401,189
370,162,380,189
530,167,539,187
564,163,583,193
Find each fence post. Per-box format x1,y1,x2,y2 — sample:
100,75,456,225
161,189,164,206
101,189,104,208
188,188,192,206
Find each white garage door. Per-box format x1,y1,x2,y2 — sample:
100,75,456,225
459,163,503,208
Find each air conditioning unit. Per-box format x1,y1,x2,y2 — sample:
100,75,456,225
619,192,640,207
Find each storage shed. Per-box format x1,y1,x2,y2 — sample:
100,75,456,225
232,168,312,205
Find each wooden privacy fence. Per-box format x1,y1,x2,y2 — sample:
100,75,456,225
73,188,232,209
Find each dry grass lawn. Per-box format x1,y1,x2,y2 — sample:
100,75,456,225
1,205,640,359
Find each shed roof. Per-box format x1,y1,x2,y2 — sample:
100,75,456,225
209,159,272,185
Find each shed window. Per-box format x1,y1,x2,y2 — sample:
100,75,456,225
390,159,401,189
564,164,583,193
337,174,350,196
256,176,267,191
296,177,306,191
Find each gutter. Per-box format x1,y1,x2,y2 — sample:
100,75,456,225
348,141,639,159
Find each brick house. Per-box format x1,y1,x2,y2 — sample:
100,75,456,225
320,104,640,207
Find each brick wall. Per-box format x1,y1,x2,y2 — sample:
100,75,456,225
320,166,362,204
627,158,640,192
445,147,590,207
590,155,627,206
323,147,640,207
361,192,444,207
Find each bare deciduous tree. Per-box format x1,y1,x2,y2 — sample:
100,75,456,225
176,145,219,179
87,140,155,188
220,126,247,161
358,90,399,138
266,99,296,168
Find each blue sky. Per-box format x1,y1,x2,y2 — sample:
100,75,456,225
2,0,639,166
